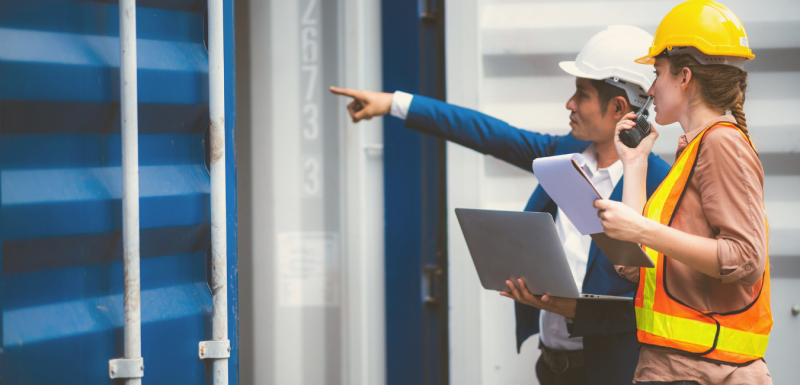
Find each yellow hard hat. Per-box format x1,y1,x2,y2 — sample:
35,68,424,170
636,0,754,65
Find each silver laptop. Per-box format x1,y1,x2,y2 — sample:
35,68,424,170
455,208,632,301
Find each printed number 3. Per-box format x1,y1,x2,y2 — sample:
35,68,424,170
303,104,319,140
304,157,321,196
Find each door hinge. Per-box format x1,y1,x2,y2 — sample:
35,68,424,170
423,265,443,304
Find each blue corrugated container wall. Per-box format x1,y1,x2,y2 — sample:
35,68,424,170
0,0,238,383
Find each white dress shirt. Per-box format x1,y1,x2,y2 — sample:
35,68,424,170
389,91,624,351
540,145,622,350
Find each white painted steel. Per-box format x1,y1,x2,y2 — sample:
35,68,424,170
238,0,385,382
118,0,142,384
341,0,386,384
108,358,145,379
480,1,800,55
447,0,544,382
444,1,486,384
208,0,228,383
199,340,232,359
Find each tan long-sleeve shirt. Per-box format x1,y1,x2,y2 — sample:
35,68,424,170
618,115,772,385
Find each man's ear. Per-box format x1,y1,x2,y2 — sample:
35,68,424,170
610,96,629,120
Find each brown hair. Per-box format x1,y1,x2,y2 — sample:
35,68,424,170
589,79,636,116
666,54,749,133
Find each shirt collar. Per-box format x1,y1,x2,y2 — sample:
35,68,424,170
580,144,624,187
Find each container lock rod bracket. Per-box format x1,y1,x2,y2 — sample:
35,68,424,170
199,340,231,360
109,358,144,379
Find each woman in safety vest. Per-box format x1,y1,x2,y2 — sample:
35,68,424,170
593,1,772,384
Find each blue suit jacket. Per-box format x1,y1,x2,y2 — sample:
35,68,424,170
404,95,670,385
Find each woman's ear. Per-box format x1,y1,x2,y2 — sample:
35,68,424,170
680,67,693,91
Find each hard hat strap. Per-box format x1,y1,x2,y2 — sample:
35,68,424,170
605,77,649,108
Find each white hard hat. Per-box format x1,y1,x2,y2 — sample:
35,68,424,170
559,25,655,108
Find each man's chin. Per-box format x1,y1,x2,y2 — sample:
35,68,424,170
571,130,589,141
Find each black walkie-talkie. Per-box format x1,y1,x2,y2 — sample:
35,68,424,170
619,97,653,148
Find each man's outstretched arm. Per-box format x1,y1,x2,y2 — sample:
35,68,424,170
330,87,569,171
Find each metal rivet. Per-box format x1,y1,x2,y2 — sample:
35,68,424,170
792,305,799,316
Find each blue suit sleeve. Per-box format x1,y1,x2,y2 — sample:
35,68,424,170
404,95,561,171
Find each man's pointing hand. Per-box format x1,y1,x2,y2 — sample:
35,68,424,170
330,86,393,123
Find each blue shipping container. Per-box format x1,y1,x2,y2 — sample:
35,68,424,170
0,0,238,383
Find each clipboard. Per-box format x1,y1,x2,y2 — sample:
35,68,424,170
590,233,654,268
532,154,655,268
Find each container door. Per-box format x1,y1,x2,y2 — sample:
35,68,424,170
382,0,449,384
0,1,238,383
236,0,387,384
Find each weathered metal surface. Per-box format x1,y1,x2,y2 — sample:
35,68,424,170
119,1,143,384
0,0,238,383
198,340,231,360
109,358,145,379
208,0,229,382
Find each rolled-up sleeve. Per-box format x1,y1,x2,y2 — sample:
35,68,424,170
695,128,767,285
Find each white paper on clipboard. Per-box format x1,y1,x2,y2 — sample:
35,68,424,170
532,153,603,235
532,154,655,267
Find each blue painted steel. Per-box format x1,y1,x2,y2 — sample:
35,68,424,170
0,0,238,383
382,0,424,382
382,0,447,384
223,0,239,381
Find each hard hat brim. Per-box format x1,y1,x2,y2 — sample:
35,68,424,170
558,61,603,81
635,55,655,65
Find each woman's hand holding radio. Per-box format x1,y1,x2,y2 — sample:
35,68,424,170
615,112,659,212
614,112,659,168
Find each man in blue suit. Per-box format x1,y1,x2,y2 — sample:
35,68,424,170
332,25,669,385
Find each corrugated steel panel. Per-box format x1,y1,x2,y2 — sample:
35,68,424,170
0,0,238,382
476,1,799,383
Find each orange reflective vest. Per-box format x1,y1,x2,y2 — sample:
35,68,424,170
635,122,772,365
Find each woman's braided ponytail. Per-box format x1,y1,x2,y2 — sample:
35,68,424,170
729,94,748,134
729,71,749,133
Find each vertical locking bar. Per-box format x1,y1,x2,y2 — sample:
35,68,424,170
112,0,144,382
203,0,229,383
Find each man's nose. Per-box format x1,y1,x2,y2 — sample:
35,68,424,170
566,97,577,111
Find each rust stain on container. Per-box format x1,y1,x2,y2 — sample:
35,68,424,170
210,117,225,165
